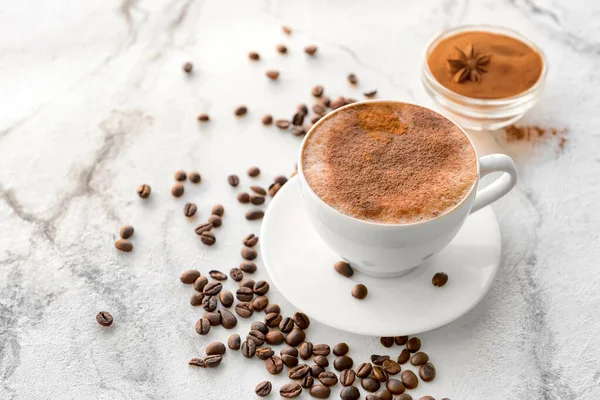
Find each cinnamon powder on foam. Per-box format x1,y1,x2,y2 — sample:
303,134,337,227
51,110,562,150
302,102,478,224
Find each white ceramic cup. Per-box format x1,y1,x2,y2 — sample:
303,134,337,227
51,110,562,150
297,100,517,278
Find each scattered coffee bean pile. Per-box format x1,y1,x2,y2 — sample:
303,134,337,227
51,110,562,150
115,224,134,252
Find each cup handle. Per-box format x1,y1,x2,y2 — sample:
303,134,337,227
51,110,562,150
470,154,518,214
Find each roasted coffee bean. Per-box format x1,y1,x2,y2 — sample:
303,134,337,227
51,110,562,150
351,284,367,299
248,330,266,346
171,183,184,197
209,270,227,281
268,182,282,197
340,369,356,386
292,112,305,127
292,312,310,329
203,354,222,368
197,113,209,122
265,312,282,327
364,90,378,97
201,295,217,312
253,280,269,295
299,341,314,360
356,362,372,378
401,370,418,389
371,354,389,365
265,303,280,314
183,203,197,217
248,51,260,61
227,174,240,187
234,105,247,116
203,281,222,296
190,292,204,306
386,379,405,395
398,349,410,364
180,270,200,284
229,268,243,282
362,377,381,392
301,375,314,388
188,357,205,367
96,311,113,327
182,62,193,73
239,261,257,273
194,222,213,235
280,382,301,398
251,321,269,335
274,175,288,185
275,119,290,129
243,234,259,247
206,342,226,355
204,312,220,326
250,194,265,206
195,318,210,335
395,336,408,346
194,276,208,292
208,215,222,227
247,166,260,177
241,338,256,358
235,302,254,318
382,359,401,375
262,114,273,125
286,328,306,347
314,355,328,368
211,204,224,216
115,239,133,252
276,43,288,54
309,384,330,398
419,363,436,382
347,73,358,84
373,366,389,382
137,184,151,198
246,209,264,220
174,170,187,181
291,126,305,136
410,352,429,366
248,185,266,196
375,389,393,400
419,397,435,400
219,309,237,329
310,364,325,378
330,96,346,109
119,225,134,239
311,84,324,97
318,371,338,386
432,272,448,287
266,70,280,80
310,114,323,124
252,295,269,311
321,96,331,107
304,45,318,56
279,317,295,333
227,334,241,350
406,337,421,353
340,386,360,400
282,354,299,368
312,103,327,114
396,395,413,400
237,192,250,203
312,344,330,356
334,355,353,371
334,261,354,277
333,342,349,356
265,330,285,345
265,355,284,374
257,347,275,360
380,337,394,347
255,381,272,397
189,171,201,183
236,287,254,302
200,231,216,246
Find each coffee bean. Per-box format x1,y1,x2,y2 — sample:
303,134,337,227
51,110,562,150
234,105,247,116
208,215,222,227
228,334,240,350
268,182,282,197
241,338,256,358
209,270,227,281
382,359,401,375
410,352,429,366
282,354,299,368
340,386,360,400
375,389,393,400
257,347,275,360
330,96,346,109
248,330,266,346
266,70,280,80
248,51,260,61
200,231,216,246
252,295,269,311
362,377,381,392
262,114,273,125
292,112,305,126
312,344,329,356
398,349,410,364
419,397,435,400
194,222,213,235
119,225,134,239
432,272,448,287
279,317,295,333
310,114,323,124
240,278,255,289
297,104,309,115
309,384,330,398
406,337,421,353
180,269,200,284
333,342,349,356
201,295,217,312
265,355,284,374
314,355,328,368
195,318,210,335
229,268,243,282
251,322,269,335
265,330,285,345
265,312,282,327
253,280,269,295
401,370,418,389
236,287,254,302
227,174,240,187
334,261,354,277
239,261,257,274
235,301,254,318
246,210,264,220
386,379,405,395
265,303,280,314
255,381,272,397
276,44,288,54
182,62,193,73
189,171,201,183
347,73,358,84
248,186,266,196
313,103,327,114
419,363,436,382
275,119,290,129
197,113,209,122
364,90,378,98
193,276,208,292
304,45,318,56
115,239,133,252
396,395,413,400
242,233,259,247
96,311,113,327
237,192,250,204
395,336,408,345
380,337,394,348
373,366,389,382
203,354,222,368
301,375,314,388
184,203,197,217
190,292,204,306
248,193,265,205
286,328,306,346
171,183,184,197
280,382,301,398
318,371,337,386
371,354,389,365
351,284,368,299
340,369,355,386
321,96,331,107
219,309,237,329
310,364,325,378
174,170,187,181
203,281,222,296
291,126,305,136
211,204,224,216
334,355,353,371
356,362,372,378
206,342,226,355
297,341,313,360
137,184,151,199
292,312,310,329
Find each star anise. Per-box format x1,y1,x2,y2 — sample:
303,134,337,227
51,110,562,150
447,44,491,83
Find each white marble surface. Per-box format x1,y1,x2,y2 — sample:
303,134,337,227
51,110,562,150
1,1,599,399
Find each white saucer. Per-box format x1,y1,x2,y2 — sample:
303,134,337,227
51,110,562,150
260,176,501,336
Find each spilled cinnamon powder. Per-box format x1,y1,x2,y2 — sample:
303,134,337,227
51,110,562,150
504,125,568,150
